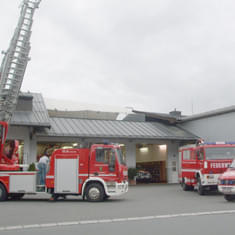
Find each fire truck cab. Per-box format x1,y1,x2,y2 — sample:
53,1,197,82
0,143,128,202
179,142,235,195
218,159,235,201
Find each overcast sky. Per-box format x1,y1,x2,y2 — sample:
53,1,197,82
0,0,235,115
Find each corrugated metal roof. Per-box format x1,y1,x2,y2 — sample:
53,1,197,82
10,93,51,127
48,110,119,120
38,117,198,140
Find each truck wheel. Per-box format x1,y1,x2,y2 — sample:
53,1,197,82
9,193,24,200
197,178,205,195
85,183,104,202
181,178,191,191
104,195,110,200
224,195,235,202
0,184,7,201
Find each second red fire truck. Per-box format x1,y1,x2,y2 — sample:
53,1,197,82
179,141,235,195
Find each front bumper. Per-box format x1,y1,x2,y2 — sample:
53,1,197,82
105,181,128,197
201,174,221,186
218,185,235,195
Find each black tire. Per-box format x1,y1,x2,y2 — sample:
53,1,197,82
181,178,191,191
0,184,7,201
85,183,105,202
224,194,235,202
104,195,110,200
9,193,24,200
197,178,205,195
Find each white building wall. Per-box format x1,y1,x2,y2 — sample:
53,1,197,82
167,141,179,183
125,142,136,168
7,126,29,140
28,134,37,163
179,112,235,142
7,126,37,164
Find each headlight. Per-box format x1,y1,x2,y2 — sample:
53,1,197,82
229,180,235,185
218,179,226,185
106,181,116,188
206,175,214,179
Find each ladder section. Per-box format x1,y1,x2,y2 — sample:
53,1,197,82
0,0,41,122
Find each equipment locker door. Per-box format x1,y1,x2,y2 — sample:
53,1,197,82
55,158,79,194
9,173,36,193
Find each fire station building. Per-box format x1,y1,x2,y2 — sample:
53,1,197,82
8,92,235,184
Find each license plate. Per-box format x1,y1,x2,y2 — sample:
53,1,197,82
222,187,232,193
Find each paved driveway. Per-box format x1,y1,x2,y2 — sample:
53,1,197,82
1,184,235,234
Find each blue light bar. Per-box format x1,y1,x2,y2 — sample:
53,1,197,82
202,141,235,145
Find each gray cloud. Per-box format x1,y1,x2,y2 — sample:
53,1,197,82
1,0,235,115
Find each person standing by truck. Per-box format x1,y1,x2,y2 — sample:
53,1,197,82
38,152,49,185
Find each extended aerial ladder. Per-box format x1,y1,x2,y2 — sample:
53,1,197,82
0,0,41,168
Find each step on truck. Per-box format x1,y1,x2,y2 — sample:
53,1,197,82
0,143,128,202
179,141,235,195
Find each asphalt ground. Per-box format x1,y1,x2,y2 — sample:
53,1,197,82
1,184,235,234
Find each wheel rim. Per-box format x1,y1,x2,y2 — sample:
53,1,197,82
0,188,2,198
88,187,100,201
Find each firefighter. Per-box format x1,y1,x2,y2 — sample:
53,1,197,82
37,151,49,185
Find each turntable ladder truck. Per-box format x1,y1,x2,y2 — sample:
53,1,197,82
0,1,129,202
0,0,41,169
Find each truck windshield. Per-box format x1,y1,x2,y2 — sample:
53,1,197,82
205,147,235,160
115,148,126,165
230,160,235,168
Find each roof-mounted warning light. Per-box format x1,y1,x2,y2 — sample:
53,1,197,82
201,141,235,145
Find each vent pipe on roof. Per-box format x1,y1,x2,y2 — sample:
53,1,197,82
169,109,182,118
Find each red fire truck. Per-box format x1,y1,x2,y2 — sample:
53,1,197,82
0,1,128,202
218,159,235,201
0,143,128,202
179,142,235,195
